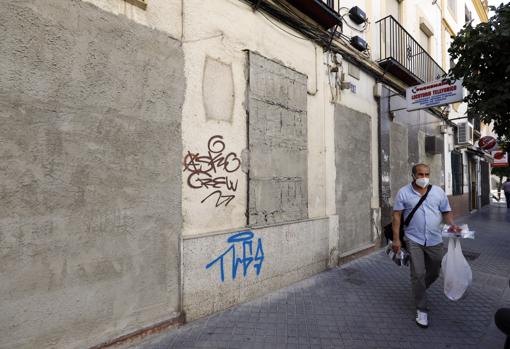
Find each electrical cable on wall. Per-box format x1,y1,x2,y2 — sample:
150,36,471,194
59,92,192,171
258,10,308,40
254,1,333,45
341,13,369,32
326,52,341,102
249,0,380,91
254,1,371,100
326,24,340,52
337,6,369,33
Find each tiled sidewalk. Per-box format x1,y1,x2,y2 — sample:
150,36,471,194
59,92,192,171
126,205,510,349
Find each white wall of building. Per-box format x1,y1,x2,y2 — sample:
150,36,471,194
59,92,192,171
83,0,182,40
181,0,328,235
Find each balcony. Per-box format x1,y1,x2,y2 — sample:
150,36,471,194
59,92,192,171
376,15,446,86
286,0,341,29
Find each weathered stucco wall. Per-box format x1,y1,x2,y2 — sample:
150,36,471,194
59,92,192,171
379,87,393,225
334,60,380,212
418,130,444,186
334,105,373,255
0,1,184,348
181,50,331,321
390,122,410,196
178,0,336,323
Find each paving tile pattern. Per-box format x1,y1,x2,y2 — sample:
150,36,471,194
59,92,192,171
127,206,510,349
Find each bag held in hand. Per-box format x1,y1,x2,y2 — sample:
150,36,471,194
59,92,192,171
442,237,472,301
383,185,432,244
383,220,404,244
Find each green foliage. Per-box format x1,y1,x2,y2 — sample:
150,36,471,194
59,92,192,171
491,165,510,178
448,4,510,150
498,136,510,153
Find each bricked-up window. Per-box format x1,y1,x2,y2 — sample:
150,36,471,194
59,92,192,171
247,52,308,226
124,0,147,10
451,151,463,195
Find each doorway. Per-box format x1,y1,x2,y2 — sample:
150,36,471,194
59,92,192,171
468,155,478,211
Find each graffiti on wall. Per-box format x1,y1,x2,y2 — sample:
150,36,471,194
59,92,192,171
183,135,241,207
206,231,264,282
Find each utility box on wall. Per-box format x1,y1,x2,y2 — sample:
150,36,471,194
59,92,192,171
425,135,443,154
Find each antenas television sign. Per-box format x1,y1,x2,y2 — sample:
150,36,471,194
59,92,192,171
406,79,463,111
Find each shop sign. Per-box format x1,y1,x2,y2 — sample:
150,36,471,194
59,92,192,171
478,136,497,151
492,150,509,168
406,79,463,111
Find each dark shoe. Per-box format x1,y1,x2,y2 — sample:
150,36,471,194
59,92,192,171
495,308,510,335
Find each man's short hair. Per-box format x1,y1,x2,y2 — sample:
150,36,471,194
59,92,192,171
412,163,430,176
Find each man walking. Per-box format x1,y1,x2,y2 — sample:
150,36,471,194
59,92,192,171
391,163,460,328
503,178,510,209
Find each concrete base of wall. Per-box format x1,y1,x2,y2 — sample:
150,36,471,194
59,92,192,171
182,218,329,321
338,243,377,266
90,313,184,349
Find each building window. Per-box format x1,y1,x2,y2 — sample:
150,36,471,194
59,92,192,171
419,29,431,53
451,151,463,195
419,18,434,53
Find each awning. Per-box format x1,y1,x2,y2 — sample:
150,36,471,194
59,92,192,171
465,146,488,158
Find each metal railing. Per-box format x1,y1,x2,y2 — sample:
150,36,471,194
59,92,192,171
376,15,446,83
321,0,340,13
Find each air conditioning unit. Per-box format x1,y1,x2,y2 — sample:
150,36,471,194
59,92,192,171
457,122,474,145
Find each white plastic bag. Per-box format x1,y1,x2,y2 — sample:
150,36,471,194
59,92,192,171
442,237,473,301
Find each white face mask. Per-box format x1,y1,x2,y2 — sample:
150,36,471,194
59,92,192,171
415,177,430,188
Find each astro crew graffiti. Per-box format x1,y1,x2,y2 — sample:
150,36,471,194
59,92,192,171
206,231,264,282
183,135,241,207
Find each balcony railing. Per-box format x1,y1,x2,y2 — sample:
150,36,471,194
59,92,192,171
376,15,446,85
321,0,340,14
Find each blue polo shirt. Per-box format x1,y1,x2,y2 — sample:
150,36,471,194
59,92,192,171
393,184,451,246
